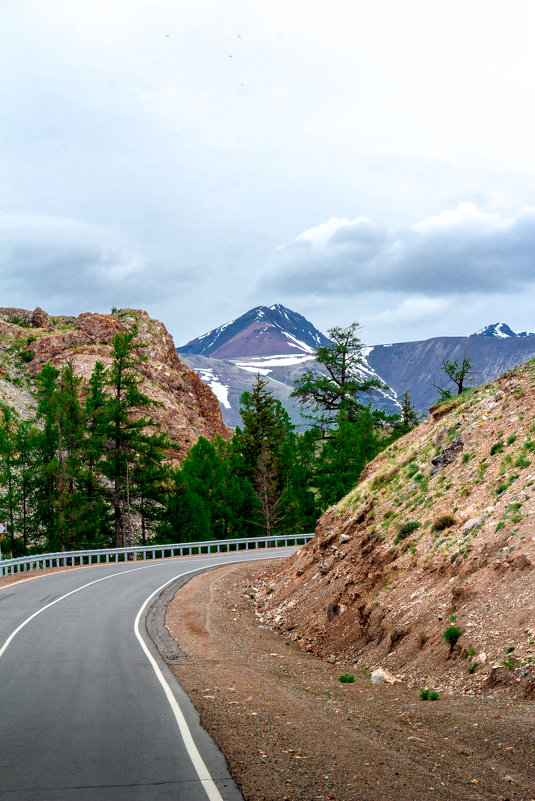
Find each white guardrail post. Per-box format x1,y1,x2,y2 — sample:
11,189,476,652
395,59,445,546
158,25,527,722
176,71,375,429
0,534,314,577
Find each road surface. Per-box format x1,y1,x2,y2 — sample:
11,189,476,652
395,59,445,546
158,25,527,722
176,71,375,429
0,549,290,800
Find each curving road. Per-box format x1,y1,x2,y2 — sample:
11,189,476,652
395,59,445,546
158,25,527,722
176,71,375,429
0,550,290,800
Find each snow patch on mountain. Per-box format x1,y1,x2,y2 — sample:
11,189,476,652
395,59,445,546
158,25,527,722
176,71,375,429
196,367,231,409
282,332,315,353
234,354,315,370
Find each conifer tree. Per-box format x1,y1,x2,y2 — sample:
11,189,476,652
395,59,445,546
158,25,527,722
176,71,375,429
157,468,211,543
235,376,299,537
13,418,38,553
78,360,113,546
314,408,380,512
103,330,162,547
32,363,61,548
130,429,171,545
214,435,263,538
291,323,386,428
55,362,85,550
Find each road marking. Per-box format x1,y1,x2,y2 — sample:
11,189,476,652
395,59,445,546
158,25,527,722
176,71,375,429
0,565,154,659
134,564,230,801
133,554,287,801
1,551,287,799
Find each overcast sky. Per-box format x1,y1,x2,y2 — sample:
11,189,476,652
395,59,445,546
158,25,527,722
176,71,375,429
2,1,535,346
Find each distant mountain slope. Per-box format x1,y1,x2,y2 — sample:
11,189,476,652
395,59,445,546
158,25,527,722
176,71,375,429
367,335,535,411
179,304,331,358
180,353,306,429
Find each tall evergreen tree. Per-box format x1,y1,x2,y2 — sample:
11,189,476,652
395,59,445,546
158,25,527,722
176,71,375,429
235,376,301,537
157,467,211,543
13,418,38,553
314,408,381,512
103,330,163,547
32,363,61,549
130,429,171,545
78,360,113,547
55,362,85,550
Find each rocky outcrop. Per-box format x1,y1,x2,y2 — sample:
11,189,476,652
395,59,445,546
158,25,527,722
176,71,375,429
75,312,125,342
30,307,51,329
0,307,229,457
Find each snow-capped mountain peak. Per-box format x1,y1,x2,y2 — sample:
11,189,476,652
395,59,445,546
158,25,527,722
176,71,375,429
179,304,331,358
470,323,535,338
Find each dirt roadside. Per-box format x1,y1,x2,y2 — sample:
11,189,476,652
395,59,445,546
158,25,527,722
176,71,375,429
165,560,535,801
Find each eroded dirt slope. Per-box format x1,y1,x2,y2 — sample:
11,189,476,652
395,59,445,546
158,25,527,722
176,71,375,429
254,363,535,698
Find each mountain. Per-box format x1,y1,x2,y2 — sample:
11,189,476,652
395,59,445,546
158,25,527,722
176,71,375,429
471,322,535,338
179,305,401,427
0,306,229,456
180,305,535,427
253,360,535,699
179,304,331,358
366,334,535,412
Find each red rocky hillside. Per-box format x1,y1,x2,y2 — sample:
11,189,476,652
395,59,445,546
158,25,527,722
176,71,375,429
253,362,535,699
0,306,229,456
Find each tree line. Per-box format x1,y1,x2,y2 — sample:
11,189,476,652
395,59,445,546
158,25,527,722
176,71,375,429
0,324,422,557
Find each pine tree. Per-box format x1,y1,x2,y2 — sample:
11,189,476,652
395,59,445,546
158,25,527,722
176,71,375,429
314,408,380,512
215,436,263,538
32,363,61,549
103,330,161,547
13,418,38,553
235,376,299,537
395,390,422,434
130,429,171,545
78,360,113,547
157,467,211,543
291,323,386,428
55,362,85,550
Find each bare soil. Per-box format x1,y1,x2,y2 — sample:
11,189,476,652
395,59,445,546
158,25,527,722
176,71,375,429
166,561,535,801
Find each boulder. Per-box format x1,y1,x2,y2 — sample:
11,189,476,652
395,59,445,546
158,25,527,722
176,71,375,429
370,667,398,685
30,307,50,329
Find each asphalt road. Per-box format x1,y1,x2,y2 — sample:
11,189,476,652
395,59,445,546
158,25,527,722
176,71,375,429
0,549,290,800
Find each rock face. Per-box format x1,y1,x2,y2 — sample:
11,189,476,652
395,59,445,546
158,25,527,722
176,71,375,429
0,307,229,456
254,362,535,698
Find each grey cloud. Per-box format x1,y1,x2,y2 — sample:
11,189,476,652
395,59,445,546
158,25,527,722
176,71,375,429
262,205,535,298
0,214,166,313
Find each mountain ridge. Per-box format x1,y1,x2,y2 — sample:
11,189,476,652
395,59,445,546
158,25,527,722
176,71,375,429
471,322,535,338
179,305,535,427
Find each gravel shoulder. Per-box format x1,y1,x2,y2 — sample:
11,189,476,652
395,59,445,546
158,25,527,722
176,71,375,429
165,560,535,801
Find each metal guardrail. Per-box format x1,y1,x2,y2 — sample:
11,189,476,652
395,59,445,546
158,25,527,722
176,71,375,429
0,534,314,577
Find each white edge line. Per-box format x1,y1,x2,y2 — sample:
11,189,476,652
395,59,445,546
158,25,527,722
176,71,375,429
0,565,153,659
1,550,290,799
133,553,288,801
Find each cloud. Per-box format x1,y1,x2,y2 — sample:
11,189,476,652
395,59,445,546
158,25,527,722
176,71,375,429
262,203,535,298
0,214,157,313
